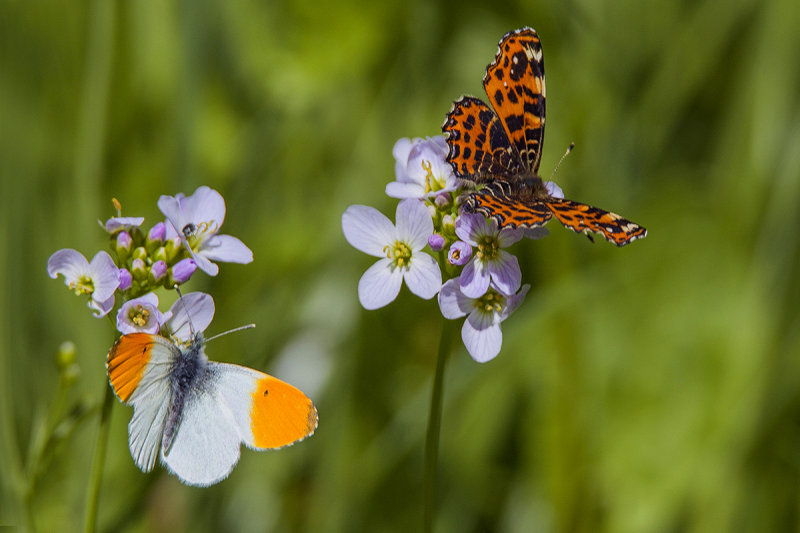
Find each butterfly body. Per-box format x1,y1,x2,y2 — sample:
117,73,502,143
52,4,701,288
443,28,647,246
107,331,317,487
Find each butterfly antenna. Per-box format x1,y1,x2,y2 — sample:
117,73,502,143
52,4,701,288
548,142,575,181
174,286,197,338
205,324,256,344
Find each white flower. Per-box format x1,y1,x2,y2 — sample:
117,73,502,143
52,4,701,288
116,293,164,334
386,136,458,199
158,186,253,276
47,249,120,317
342,199,442,310
438,279,530,363
455,214,523,298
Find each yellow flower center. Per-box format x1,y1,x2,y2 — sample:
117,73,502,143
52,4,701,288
128,305,151,327
475,289,505,314
476,235,499,261
69,276,94,296
384,240,413,270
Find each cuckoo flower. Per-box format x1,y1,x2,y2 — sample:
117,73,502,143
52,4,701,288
158,186,253,276
455,213,523,298
116,293,165,335
438,279,530,363
386,136,458,199
47,249,120,317
342,199,442,310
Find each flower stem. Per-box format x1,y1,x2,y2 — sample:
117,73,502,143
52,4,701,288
423,315,457,532
83,380,114,533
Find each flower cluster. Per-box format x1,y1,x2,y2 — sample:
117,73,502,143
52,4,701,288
48,186,252,328
343,136,562,362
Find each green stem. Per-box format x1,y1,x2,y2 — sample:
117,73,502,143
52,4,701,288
423,315,457,532
83,380,114,533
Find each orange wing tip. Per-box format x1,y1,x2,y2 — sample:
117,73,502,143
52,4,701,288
106,334,154,403
250,376,318,450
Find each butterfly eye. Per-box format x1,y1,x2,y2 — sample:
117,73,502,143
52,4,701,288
182,223,196,238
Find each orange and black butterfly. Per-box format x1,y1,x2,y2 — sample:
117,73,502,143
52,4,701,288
442,28,646,246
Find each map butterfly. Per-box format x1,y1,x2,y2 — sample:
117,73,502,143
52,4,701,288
442,27,647,246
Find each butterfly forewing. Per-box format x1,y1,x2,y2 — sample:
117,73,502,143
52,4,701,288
483,28,546,173
442,96,522,179
546,199,647,246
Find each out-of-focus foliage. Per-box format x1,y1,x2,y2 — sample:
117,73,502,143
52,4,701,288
2,0,800,531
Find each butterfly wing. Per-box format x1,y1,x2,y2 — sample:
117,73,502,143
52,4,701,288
106,333,177,472
484,27,546,173
161,361,318,487
442,96,524,180
546,198,647,246
463,182,552,229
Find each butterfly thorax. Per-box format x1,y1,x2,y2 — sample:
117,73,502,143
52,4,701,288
163,334,209,454
514,172,551,199
482,171,551,201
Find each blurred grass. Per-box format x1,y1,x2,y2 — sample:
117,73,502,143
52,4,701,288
2,0,800,531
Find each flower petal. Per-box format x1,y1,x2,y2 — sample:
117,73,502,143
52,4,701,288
358,258,403,310
503,283,531,319
545,181,564,199
488,251,521,296
459,258,490,298
342,205,395,257
462,314,503,363
105,217,145,233
190,251,219,276
182,186,226,228
199,234,253,264
385,181,426,199
88,251,120,301
116,293,163,335
438,279,471,319
166,292,215,340
395,199,433,251
392,137,416,183
404,253,441,299
89,294,116,318
47,249,88,281
496,227,524,247
454,213,487,245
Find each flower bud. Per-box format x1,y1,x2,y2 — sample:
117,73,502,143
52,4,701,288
442,214,455,234
165,237,183,262
56,341,77,370
131,258,147,281
448,241,472,266
56,341,80,386
428,233,446,252
434,192,451,208
147,222,166,245
132,246,147,261
149,260,167,283
151,246,167,263
169,258,197,285
118,268,133,291
115,231,132,260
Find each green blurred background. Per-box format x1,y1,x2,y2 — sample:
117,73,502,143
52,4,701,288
2,0,800,531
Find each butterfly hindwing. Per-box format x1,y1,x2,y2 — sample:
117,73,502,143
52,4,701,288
484,27,546,173
107,334,177,472
442,96,522,180
464,182,552,229
546,198,647,246
161,361,318,487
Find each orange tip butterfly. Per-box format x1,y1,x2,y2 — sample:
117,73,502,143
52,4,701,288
106,330,318,487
